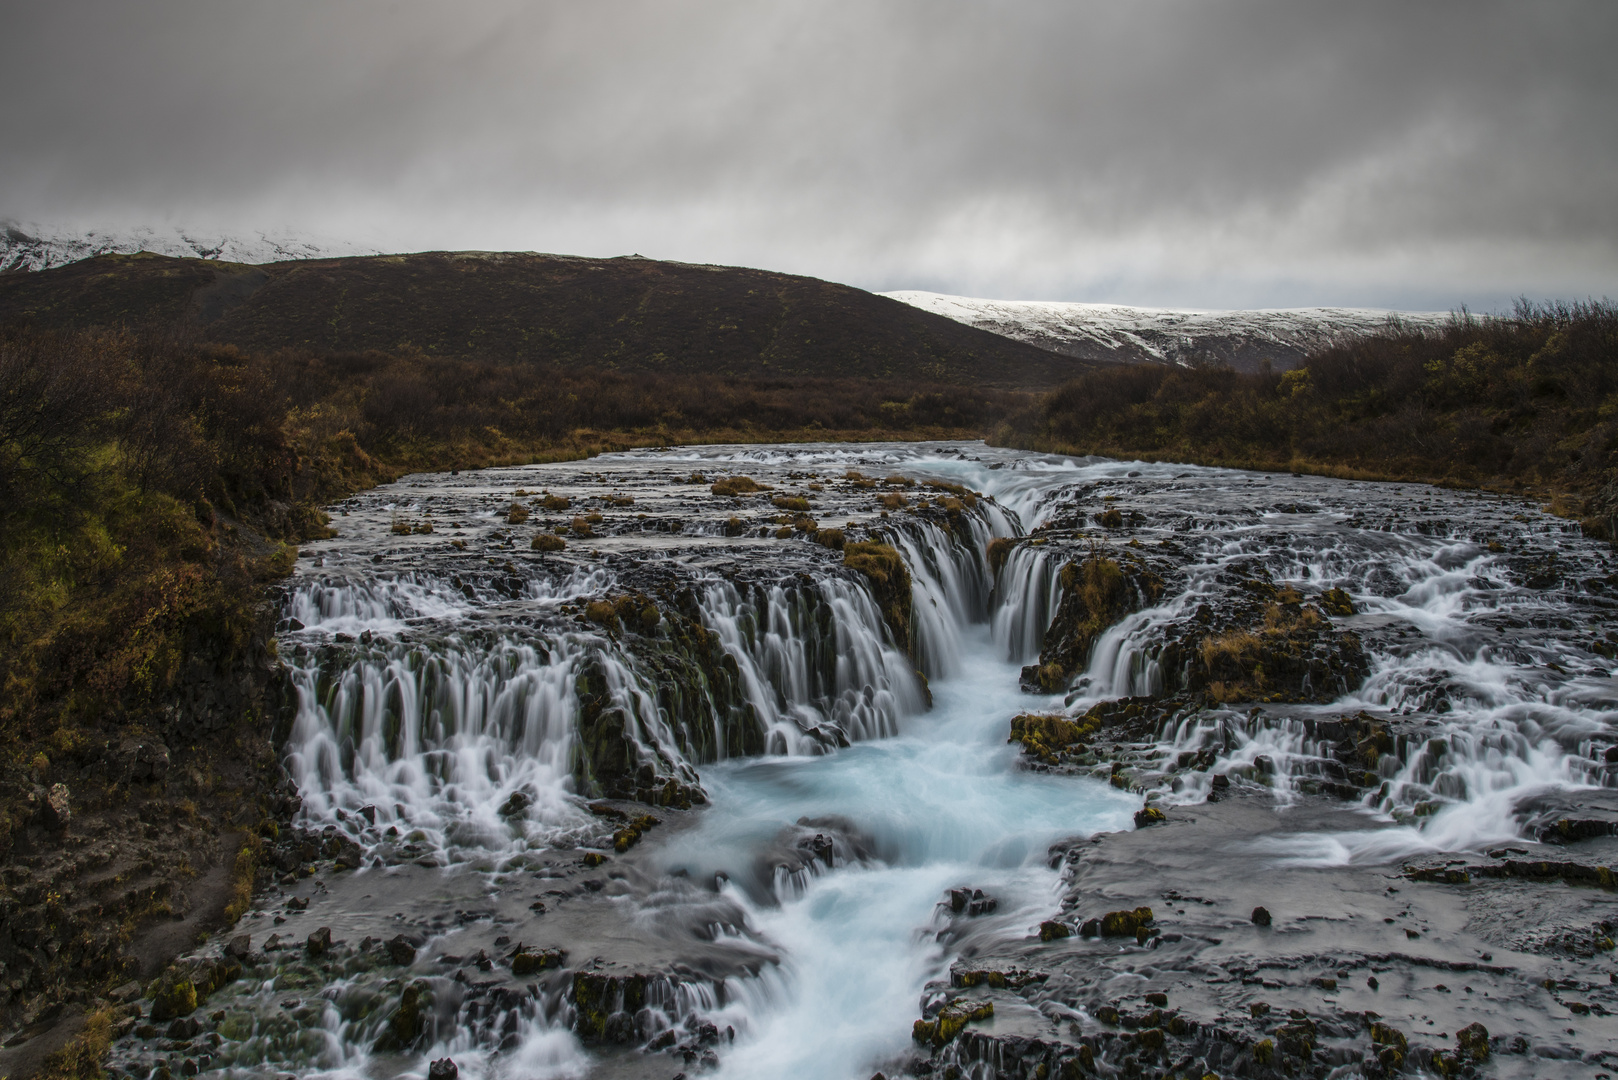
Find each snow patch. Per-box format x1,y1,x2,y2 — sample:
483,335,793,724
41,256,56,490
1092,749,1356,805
0,220,377,272
883,290,1453,370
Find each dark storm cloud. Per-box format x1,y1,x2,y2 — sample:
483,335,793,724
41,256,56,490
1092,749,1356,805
2,0,1614,307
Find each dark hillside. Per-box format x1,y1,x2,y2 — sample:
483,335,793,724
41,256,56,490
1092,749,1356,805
0,251,1085,388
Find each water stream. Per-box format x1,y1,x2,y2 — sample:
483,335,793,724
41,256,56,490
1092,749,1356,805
107,441,1618,1079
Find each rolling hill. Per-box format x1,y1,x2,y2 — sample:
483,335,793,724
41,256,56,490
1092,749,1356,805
883,290,1452,372
0,251,1087,388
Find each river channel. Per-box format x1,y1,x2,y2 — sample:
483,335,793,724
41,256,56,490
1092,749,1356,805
107,442,1618,1079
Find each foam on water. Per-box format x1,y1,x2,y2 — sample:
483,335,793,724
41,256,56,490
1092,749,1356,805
137,441,1618,1079
653,629,1138,1079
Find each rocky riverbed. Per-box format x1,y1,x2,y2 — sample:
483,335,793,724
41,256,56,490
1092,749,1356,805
75,442,1618,1079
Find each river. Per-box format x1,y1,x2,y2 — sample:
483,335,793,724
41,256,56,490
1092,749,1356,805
107,442,1618,1079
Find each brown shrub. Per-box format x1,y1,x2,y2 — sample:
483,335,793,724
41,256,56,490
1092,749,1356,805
712,476,769,496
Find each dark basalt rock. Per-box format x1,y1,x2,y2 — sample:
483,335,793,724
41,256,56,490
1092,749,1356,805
912,998,994,1047
386,934,417,966
509,946,566,975
374,979,434,1051
843,541,914,655
572,971,649,1042
1024,551,1165,692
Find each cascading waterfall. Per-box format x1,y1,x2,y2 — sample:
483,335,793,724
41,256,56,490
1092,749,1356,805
109,443,1618,1080
989,542,1062,664
697,577,924,754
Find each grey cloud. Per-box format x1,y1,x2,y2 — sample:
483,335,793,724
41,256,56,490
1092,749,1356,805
1,0,1613,308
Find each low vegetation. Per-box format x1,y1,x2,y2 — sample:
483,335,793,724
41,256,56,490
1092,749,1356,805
1003,300,1618,528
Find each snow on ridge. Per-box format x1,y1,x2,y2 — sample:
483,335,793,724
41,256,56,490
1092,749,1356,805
883,290,1453,370
0,220,378,273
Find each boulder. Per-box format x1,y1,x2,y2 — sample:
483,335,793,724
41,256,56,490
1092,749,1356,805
387,935,417,966
509,947,566,976
911,998,994,1047
374,979,433,1051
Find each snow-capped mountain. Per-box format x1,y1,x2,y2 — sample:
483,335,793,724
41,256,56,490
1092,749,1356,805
882,290,1453,371
0,221,377,273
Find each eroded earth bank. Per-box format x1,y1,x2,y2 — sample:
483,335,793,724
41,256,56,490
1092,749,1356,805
95,442,1618,1079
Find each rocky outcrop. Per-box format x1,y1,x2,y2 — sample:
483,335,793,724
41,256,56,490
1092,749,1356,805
843,542,914,655
0,606,286,1041
1023,550,1164,692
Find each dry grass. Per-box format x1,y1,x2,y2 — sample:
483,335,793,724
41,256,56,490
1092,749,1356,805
1200,629,1263,669
221,834,262,926
843,541,905,586
712,476,770,496
36,1008,113,1080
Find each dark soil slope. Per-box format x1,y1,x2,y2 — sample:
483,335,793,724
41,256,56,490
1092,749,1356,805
0,251,1084,388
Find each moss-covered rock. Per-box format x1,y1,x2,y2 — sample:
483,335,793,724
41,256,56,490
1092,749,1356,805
843,542,913,654
510,947,566,976
911,998,994,1047
572,971,648,1042
1025,551,1164,691
374,978,433,1051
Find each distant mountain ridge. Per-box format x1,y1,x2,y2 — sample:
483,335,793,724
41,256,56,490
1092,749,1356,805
0,250,1087,387
882,290,1453,372
0,220,376,273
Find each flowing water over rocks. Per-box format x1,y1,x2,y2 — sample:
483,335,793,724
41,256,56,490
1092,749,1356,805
104,443,1618,1079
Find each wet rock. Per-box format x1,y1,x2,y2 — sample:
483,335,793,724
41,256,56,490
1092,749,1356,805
1456,1021,1489,1061
1080,906,1154,939
1252,906,1272,926
305,927,332,957
947,888,998,917
1133,806,1166,828
612,813,662,853
1030,552,1165,691
1319,588,1356,616
510,946,566,976
1371,1020,1408,1071
223,934,252,961
147,975,198,1023
165,1017,201,1039
951,966,1047,990
912,999,993,1047
572,971,649,1042
387,934,418,966
427,1059,458,1080
1038,920,1071,941
842,542,913,654
498,790,532,817
374,979,433,1051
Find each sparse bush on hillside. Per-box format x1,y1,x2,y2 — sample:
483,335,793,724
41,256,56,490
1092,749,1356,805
1006,301,1618,520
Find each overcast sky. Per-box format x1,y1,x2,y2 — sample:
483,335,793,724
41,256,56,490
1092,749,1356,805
3,1,1614,309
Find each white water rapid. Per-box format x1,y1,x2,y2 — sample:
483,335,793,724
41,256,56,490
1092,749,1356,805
105,441,1618,1080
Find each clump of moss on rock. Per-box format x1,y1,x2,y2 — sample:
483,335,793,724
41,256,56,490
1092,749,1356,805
1025,550,1163,691
711,476,770,496
843,541,913,654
